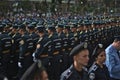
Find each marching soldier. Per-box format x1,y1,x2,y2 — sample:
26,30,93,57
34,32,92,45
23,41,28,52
27,24,39,51
62,25,72,70
0,23,12,79
17,24,34,79
8,24,21,80
46,25,57,80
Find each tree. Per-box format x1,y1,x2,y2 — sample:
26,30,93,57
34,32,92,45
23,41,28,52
67,0,71,12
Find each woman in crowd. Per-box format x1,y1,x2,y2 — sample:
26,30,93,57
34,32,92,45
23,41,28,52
89,44,111,80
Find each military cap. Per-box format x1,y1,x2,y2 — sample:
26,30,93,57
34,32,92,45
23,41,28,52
70,42,88,57
55,24,64,29
19,24,26,30
36,24,45,32
70,23,77,28
12,24,19,29
27,24,35,29
47,25,55,31
64,25,70,29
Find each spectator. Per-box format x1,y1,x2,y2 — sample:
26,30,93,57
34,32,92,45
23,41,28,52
105,36,120,80
89,44,111,80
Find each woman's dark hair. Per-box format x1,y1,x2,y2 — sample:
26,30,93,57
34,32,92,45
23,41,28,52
94,48,105,58
21,61,47,80
92,44,105,59
88,44,105,67
33,66,46,80
88,44,105,68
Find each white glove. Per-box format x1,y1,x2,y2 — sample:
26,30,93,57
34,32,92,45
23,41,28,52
18,62,22,68
32,53,37,62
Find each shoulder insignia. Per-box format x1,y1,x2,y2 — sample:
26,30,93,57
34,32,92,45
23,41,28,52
64,70,72,80
74,33,77,36
89,73,95,80
38,37,43,42
48,34,52,38
92,64,98,71
20,40,24,45
65,70,72,79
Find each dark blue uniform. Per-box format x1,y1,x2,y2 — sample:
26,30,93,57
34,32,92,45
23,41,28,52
0,32,12,78
89,63,111,80
18,33,34,78
29,32,39,51
8,32,21,79
60,65,89,80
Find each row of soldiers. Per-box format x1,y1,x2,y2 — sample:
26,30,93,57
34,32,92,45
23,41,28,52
0,16,120,80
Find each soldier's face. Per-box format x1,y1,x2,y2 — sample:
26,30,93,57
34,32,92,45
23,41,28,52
74,49,89,67
63,29,67,33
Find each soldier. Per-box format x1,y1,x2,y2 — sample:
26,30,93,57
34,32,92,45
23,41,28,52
27,24,39,51
60,42,89,80
8,23,21,80
89,44,110,80
0,23,12,79
46,25,57,80
56,24,65,39
17,24,34,79
62,25,72,70
49,24,65,80
33,24,47,58
70,23,79,47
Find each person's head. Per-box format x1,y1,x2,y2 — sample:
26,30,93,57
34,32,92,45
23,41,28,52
70,24,77,33
11,24,18,33
70,42,89,68
36,25,45,37
27,24,35,33
47,25,55,35
55,24,63,33
92,44,106,64
18,24,26,35
63,25,70,34
112,36,120,50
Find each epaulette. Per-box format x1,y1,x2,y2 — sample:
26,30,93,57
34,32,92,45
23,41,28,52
92,64,98,71
64,69,72,79
89,64,98,73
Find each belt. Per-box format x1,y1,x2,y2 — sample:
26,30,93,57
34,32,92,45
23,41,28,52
2,50,10,54
53,51,59,55
24,52,31,56
40,54,48,57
